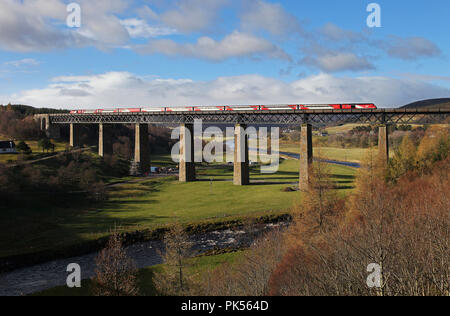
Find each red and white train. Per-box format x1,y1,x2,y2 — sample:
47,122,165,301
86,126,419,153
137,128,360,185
69,103,377,114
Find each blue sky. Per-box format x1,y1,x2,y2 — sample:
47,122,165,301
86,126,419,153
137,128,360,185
0,0,449,108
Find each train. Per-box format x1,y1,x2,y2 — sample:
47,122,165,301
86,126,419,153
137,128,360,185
69,103,377,114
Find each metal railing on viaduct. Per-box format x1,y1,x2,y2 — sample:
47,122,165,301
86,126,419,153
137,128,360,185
35,108,450,190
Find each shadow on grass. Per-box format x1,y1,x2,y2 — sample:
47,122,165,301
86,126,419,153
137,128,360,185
334,180,354,184
0,177,172,261
102,199,160,207
335,185,355,190
251,181,299,186
251,176,298,181
252,170,299,176
330,174,356,180
197,173,233,177
196,178,231,182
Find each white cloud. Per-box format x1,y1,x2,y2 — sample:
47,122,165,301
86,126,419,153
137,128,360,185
240,0,302,36
159,0,228,33
4,58,41,67
137,5,159,21
74,0,131,47
136,31,291,61
5,72,449,109
0,0,132,52
320,23,366,42
0,0,75,52
0,0,232,52
303,23,442,73
399,73,450,83
120,19,177,38
299,23,375,73
383,36,441,60
303,53,375,73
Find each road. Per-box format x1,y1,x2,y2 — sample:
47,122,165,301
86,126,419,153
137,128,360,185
279,151,361,168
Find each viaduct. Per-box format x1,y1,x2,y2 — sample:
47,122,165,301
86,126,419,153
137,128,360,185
35,108,449,190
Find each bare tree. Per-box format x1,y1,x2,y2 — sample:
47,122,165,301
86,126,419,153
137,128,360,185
153,224,194,295
92,232,139,296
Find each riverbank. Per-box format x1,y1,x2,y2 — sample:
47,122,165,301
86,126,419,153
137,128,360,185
0,219,289,296
0,213,290,274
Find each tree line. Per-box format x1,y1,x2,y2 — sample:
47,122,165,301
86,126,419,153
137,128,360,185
0,151,130,207
285,124,429,150
0,107,43,140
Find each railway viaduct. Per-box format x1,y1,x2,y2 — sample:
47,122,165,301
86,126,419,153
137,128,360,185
35,108,449,190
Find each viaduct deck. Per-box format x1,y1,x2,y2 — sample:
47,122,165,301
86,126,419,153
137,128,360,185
46,108,450,125
35,108,449,189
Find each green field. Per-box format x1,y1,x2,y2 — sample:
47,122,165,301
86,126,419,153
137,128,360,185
0,155,356,258
0,137,68,163
323,123,445,136
279,142,374,163
323,124,371,135
34,251,243,296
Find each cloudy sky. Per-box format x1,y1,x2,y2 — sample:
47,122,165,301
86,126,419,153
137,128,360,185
0,0,449,109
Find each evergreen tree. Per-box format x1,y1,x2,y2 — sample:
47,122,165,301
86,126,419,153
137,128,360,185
16,141,32,154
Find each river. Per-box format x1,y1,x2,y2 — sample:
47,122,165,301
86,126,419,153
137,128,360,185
0,222,286,296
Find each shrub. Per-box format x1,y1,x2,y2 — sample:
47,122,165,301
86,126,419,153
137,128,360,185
16,141,32,154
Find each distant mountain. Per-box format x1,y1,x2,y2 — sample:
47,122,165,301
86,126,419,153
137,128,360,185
401,98,450,110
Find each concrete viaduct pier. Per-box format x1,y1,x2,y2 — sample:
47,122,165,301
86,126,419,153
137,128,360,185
35,114,60,139
378,125,389,165
98,123,113,157
37,108,449,187
179,123,196,182
69,123,80,148
233,124,250,186
134,124,150,175
174,123,251,185
69,122,151,175
299,124,313,191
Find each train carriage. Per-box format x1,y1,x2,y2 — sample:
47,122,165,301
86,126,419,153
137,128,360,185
69,103,377,114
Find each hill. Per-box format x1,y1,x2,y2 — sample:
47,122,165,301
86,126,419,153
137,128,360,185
401,98,450,110
0,104,68,116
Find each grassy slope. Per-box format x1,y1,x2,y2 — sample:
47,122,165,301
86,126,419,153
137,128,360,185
0,156,356,258
33,251,243,296
401,98,450,110
323,124,370,135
